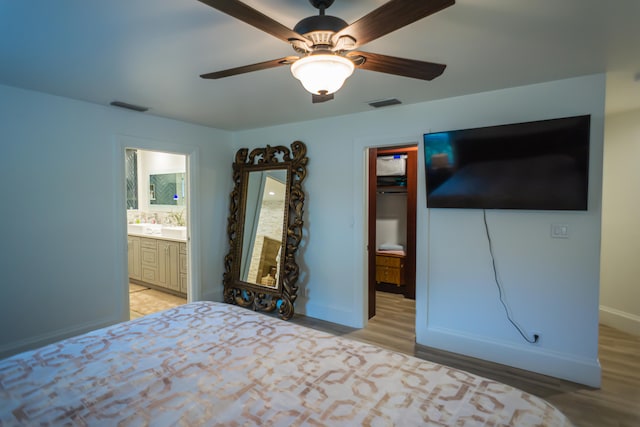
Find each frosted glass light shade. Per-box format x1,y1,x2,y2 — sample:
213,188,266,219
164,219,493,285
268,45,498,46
290,54,355,95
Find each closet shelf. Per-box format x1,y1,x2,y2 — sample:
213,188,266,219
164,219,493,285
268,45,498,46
377,185,407,194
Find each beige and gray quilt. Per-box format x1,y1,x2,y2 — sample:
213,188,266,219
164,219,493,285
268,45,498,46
0,301,572,426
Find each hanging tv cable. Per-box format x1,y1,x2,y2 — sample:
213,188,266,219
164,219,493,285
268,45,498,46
483,210,539,344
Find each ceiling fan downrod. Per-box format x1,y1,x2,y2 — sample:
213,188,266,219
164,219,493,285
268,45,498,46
310,0,334,15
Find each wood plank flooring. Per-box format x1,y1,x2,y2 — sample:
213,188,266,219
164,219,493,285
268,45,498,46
290,292,640,427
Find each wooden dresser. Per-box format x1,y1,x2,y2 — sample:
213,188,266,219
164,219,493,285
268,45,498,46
375,252,405,287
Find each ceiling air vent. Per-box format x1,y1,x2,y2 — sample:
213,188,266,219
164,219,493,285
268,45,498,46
368,98,402,108
110,101,149,112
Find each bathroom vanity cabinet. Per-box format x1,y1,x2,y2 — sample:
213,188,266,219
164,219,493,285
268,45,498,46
179,243,187,294
157,240,180,292
128,234,187,297
127,236,141,281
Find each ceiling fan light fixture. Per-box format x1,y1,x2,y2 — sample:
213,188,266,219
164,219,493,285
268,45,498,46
290,54,354,95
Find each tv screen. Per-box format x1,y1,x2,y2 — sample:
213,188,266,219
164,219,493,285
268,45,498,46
424,115,590,210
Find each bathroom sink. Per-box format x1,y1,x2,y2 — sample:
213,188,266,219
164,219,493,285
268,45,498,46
127,223,145,234
162,226,187,240
127,223,162,235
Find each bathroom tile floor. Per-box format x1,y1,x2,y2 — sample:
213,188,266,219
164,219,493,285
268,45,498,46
129,283,186,320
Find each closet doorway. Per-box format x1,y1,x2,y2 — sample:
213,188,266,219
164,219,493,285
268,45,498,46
368,145,417,319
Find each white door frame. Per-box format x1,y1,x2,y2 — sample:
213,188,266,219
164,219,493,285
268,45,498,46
352,134,424,329
114,134,201,321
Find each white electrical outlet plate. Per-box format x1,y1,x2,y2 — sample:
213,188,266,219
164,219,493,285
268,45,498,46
551,224,569,239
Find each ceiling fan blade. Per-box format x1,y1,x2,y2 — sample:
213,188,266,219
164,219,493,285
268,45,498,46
333,0,454,49
200,56,298,79
312,92,334,103
197,0,305,44
348,51,446,81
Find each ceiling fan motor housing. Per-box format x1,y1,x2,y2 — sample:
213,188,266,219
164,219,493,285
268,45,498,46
294,15,348,48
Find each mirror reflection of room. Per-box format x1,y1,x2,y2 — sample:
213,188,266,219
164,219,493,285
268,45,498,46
125,149,188,319
240,170,287,288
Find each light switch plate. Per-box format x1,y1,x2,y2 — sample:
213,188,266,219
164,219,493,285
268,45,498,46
551,224,569,238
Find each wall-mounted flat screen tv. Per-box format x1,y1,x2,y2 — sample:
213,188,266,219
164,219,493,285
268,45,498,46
424,115,590,210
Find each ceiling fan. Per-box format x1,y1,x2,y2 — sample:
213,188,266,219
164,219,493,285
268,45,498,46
198,0,454,103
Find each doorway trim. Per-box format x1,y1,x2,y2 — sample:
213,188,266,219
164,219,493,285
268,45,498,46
368,144,418,319
352,134,422,328
113,134,201,322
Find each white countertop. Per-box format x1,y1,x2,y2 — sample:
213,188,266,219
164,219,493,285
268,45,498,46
127,231,187,243
127,224,187,242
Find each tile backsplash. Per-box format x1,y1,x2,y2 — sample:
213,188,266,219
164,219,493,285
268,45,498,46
127,210,187,226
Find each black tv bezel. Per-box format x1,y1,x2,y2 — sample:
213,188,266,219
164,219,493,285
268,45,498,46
423,115,591,211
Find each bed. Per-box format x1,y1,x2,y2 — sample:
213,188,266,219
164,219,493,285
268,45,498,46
0,301,572,426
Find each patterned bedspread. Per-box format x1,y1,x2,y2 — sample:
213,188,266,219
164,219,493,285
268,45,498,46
0,301,572,426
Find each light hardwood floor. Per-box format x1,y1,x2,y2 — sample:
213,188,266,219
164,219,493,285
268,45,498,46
291,292,640,427
127,288,639,426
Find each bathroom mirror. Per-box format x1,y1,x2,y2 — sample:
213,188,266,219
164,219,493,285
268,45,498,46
149,172,186,206
224,141,307,320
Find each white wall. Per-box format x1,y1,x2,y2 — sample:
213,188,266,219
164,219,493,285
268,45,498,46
0,84,233,357
0,74,606,386
600,109,640,335
234,74,606,386
376,193,407,250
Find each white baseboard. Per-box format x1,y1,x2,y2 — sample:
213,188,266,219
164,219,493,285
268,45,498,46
0,315,122,360
301,302,362,328
418,326,602,388
600,305,640,336
200,292,223,303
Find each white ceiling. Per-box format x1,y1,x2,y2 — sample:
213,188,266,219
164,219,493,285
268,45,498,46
1,0,639,131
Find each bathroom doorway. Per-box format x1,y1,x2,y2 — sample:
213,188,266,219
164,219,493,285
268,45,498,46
124,149,190,319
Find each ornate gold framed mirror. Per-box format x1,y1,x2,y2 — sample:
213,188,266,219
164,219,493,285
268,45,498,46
223,141,307,320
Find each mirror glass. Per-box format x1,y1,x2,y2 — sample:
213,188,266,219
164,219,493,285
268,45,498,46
149,173,186,206
239,170,287,288
223,141,307,320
